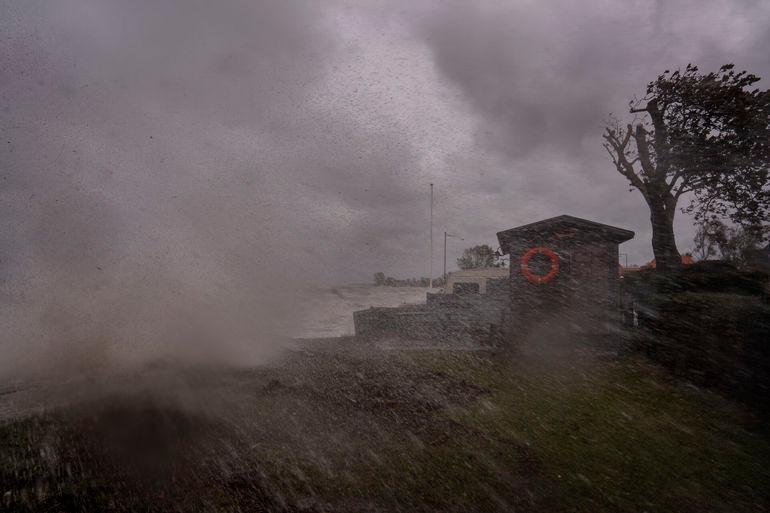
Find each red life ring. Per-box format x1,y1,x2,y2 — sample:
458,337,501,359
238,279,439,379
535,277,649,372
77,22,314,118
521,247,559,284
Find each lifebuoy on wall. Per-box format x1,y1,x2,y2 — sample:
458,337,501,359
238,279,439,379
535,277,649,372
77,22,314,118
521,246,559,284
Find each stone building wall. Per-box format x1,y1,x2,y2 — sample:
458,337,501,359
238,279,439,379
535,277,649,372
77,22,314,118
355,216,633,345
353,278,510,343
502,227,627,338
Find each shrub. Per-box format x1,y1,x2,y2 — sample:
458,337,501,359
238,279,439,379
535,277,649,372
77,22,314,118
625,264,770,416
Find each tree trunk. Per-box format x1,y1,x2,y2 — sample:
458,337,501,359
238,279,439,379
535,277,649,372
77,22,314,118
649,196,681,272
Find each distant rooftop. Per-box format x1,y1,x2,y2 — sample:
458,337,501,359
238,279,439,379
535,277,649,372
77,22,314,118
643,254,695,269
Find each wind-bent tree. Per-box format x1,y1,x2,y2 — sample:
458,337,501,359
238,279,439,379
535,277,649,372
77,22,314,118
604,64,770,271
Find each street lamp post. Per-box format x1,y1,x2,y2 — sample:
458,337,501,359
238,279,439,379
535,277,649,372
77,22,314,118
443,231,463,285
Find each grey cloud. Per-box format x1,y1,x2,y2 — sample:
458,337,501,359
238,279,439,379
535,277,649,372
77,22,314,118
413,0,770,263
0,0,427,375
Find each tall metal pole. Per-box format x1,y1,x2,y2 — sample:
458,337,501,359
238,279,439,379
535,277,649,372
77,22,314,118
429,183,434,288
443,233,463,287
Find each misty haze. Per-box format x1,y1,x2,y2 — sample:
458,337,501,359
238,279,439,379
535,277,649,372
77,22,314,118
1,1,769,512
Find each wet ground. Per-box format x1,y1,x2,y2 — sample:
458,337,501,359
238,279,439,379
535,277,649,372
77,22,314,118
1,338,769,512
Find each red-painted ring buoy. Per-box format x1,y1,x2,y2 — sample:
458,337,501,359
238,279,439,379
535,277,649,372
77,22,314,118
521,247,559,284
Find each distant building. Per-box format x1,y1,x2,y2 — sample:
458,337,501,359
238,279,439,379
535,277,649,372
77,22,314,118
444,267,508,295
641,254,695,269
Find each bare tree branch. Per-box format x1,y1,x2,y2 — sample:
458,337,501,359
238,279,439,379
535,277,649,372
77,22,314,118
603,127,649,197
667,170,684,193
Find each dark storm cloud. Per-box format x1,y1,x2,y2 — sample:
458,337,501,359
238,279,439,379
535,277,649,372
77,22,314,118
420,0,770,158
414,0,770,262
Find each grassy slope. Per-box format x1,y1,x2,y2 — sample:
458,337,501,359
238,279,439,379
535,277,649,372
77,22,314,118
438,352,769,512
1,347,769,512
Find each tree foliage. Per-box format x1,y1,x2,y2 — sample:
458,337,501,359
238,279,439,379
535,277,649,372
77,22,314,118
692,219,768,268
456,244,500,270
656,64,770,225
692,220,721,261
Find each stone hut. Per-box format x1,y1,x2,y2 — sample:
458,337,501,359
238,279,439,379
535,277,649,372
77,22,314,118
496,215,634,338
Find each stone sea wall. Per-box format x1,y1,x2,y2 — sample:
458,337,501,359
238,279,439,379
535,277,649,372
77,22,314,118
353,279,510,343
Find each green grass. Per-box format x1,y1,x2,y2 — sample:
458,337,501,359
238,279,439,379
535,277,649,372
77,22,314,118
1,348,769,512
412,351,770,512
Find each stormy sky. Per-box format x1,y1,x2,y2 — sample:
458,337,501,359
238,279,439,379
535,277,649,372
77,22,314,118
1,0,769,368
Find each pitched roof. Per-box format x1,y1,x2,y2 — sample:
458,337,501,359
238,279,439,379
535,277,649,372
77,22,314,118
497,215,634,254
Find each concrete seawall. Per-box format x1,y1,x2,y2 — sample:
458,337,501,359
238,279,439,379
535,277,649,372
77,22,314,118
354,279,509,344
